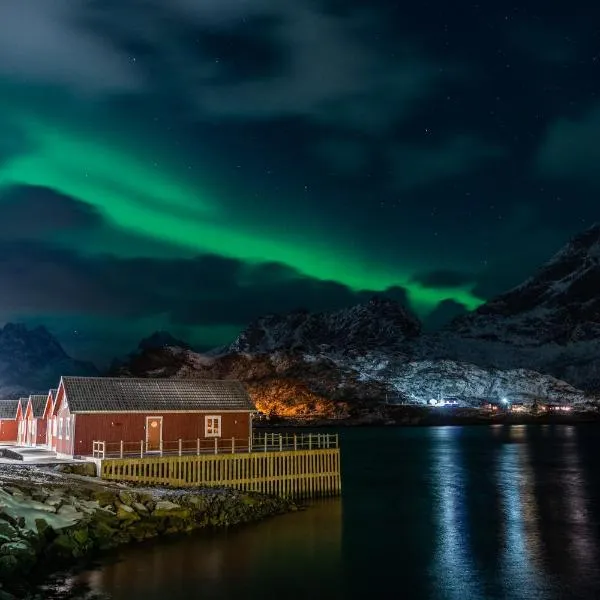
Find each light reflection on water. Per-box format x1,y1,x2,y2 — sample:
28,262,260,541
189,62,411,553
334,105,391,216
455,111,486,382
75,498,343,600
65,425,600,600
430,427,483,599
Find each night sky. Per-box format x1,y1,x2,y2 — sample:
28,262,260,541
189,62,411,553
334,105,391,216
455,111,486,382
0,1,598,364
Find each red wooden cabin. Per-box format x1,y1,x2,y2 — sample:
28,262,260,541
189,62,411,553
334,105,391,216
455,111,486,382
51,376,256,458
0,399,21,443
16,398,27,445
25,395,49,446
44,389,57,448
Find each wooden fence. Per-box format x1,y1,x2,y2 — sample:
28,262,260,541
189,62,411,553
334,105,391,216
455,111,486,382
92,433,338,459
98,447,341,500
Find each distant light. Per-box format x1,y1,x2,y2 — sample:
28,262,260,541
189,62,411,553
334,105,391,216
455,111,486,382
501,397,508,404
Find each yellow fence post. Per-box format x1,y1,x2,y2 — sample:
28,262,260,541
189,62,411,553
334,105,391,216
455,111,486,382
120,440,124,459
197,438,200,455
231,437,235,454
96,439,341,501
140,440,143,458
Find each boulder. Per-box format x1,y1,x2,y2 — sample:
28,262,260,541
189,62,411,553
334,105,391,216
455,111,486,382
152,501,191,520
0,541,36,565
92,490,117,509
34,518,52,538
53,463,97,477
0,523,19,544
116,505,140,522
48,534,82,559
118,490,138,507
132,502,149,515
44,496,63,510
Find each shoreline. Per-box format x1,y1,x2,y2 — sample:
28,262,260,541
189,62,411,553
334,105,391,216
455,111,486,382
257,407,600,428
0,464,297,599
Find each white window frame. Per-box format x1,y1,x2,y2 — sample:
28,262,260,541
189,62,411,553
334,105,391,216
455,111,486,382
65,417,70,440
58,417,64,440
205,415,221,438
53,418,57,437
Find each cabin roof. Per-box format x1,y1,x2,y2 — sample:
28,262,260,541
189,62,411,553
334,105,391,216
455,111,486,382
61,376,256,413
0,399,20,420
29,395,48,418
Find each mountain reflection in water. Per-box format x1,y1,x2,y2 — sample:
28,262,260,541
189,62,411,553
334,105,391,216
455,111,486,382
69,426,600,600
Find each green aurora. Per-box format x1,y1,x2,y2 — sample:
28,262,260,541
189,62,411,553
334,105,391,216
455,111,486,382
0,109,483,314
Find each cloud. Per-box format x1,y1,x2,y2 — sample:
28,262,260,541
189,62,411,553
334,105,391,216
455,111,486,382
411,269,476,289
189,3,447,131
0,0,459,137
536,105,600,185
0,237,412,329
0,1,141,93
390,134,505,189
0,185,102,238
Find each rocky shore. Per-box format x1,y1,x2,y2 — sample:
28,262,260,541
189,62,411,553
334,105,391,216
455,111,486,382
0,464,297,599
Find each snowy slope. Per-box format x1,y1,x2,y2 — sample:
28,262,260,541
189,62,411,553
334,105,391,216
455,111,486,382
426,224,600,389
228,296,420,356
348,356,588,406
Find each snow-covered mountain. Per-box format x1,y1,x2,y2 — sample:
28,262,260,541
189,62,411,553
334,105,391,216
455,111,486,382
0,323,98,398
350,356,588,406
228,296,420,356
110,225,600,417
427,224,600,390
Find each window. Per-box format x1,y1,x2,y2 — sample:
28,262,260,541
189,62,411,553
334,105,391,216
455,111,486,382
65,418,70,440
58,418,64,440
53,418,57,437
205,415,221,437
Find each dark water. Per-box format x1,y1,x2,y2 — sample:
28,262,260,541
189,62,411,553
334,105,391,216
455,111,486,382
70,425,600,599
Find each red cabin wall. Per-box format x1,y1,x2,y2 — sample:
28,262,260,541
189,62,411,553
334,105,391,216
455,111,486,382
0,419,17,442
55,401,74,456
36,418,47,445
73,412,251,457
15,408,24,445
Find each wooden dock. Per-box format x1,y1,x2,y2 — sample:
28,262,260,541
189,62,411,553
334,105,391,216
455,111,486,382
94,433,342,500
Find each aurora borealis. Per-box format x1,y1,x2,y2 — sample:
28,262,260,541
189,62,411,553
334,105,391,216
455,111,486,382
0,0,599,363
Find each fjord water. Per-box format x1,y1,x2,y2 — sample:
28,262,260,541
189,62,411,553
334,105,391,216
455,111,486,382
73,426,600,600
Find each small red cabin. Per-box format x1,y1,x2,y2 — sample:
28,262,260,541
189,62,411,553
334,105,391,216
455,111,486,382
25,395,49,446
0,399,21,443
16,398,27,445
44,389,57,448
51,376,256,458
